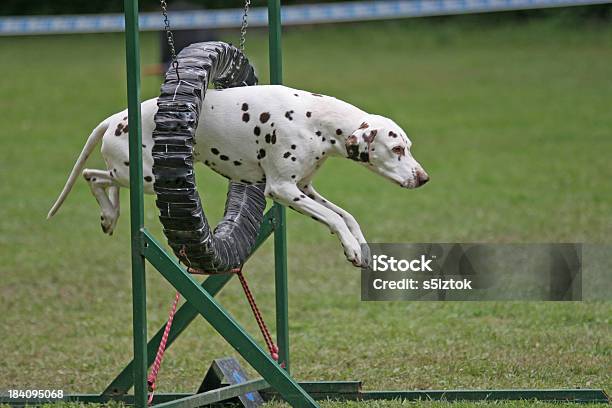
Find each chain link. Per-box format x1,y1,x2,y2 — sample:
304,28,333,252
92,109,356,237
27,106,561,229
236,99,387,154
239,0,251,52
160,0,180,80
160,0,249,79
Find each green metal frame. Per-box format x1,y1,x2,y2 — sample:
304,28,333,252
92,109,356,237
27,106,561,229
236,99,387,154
117,0,318,406
1,1,609,406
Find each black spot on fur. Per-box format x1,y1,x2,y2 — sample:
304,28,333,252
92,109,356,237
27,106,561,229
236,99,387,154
242,113,250,122
265,134,271,143
260,112,270,123
293,197,300,202
271,130,277,144
123,125,129,133
389,131,398,138
124,161,129,166
211,148,219,155
254,126,261,136
285,110,294,120
114,128,122,136
315,156,319,160
91,177,97,182
142,144,146,148
241,103,249,111
233,161,242,166
300,194,306,198
336,129,343,135
346,136,360,161
220,155,229,161
271,122,275,127
291,175,296,179
258,149,266,159
306,111,312,118
291,144,296,150
123,116,127,120
322,137,326,142
283,152,291,158
144,176,152,182
315,131,322,136
204,160,210,165
330,139,336,144
291,157,296,162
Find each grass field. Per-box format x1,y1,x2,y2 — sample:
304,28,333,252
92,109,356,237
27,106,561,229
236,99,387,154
0,16,610,407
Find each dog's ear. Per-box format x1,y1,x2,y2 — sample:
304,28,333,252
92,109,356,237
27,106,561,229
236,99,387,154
346,125,377,163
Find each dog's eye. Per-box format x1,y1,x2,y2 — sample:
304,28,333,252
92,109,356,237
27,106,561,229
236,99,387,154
392,146,405,155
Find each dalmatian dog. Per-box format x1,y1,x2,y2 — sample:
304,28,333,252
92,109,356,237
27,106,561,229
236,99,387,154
48,85,429,267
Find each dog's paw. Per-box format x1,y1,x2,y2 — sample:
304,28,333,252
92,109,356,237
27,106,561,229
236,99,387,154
342,237,363,268
360,243,372,268
100,213,117,236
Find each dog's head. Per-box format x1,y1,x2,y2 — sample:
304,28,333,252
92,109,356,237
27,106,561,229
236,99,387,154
345,115,429,188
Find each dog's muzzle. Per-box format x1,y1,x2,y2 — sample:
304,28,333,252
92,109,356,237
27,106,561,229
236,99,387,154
403,169,429,188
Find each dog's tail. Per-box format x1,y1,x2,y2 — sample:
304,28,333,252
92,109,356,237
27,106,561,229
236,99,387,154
47,118,110,219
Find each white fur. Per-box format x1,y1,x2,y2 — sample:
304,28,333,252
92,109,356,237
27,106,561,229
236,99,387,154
48,85,428,267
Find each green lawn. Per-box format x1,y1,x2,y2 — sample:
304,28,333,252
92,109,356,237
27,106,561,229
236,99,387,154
0,17,610,407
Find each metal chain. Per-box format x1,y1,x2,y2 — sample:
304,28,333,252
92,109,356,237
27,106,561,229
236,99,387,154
160,0,180,80
239,0,251,52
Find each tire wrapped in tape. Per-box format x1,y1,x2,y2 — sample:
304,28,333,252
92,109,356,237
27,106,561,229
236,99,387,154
152,41,266,273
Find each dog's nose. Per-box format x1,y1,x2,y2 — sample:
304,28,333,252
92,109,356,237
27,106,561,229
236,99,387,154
417,171,430,187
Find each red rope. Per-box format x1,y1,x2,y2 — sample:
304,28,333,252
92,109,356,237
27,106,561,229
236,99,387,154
147,290,180,405
146,268,283,406
237,270,282,365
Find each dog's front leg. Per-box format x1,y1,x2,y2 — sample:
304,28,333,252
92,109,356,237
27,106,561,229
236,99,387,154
299,183,367,245
267,182,363,267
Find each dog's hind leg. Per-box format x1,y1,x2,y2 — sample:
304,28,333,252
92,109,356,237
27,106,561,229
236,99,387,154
108,184,120,230
82,169,120,235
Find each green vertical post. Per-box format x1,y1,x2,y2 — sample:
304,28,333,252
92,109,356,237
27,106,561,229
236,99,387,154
268,0,290,373
123,1,148,407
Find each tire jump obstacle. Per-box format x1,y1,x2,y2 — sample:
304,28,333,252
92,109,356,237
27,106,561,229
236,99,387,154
153,41,266,273
3,1,608,407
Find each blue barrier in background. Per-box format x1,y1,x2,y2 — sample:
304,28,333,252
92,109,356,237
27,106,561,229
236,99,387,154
1,0,610,36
